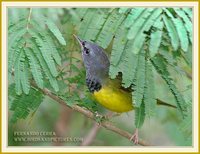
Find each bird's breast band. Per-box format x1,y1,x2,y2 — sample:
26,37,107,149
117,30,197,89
86,78,102,93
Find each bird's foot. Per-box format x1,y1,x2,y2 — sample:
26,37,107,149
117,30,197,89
130,128,139,145
94,111,101,117
94,111,104,124
94,111,121,124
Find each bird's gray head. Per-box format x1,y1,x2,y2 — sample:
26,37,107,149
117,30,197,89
74,35,110,83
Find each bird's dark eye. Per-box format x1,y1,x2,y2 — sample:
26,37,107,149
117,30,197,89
85,48,90,54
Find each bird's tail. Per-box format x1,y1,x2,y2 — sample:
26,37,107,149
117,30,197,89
156,99,177,108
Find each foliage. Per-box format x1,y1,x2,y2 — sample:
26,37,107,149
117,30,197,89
8,7,192,144
8,8,66,95
9,84,44,123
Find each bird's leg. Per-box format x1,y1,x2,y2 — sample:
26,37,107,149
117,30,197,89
94,111,101,117
130,128,139,144
94,111,121,124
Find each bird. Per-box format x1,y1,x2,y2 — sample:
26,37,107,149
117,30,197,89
73,34,176,144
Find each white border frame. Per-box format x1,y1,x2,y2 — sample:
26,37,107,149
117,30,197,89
2,2,199,153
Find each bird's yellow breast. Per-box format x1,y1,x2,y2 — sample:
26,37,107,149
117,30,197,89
93,85,133,113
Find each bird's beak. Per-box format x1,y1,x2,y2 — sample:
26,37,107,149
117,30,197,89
73,34,83,47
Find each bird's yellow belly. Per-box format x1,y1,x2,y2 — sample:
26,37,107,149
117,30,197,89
93,86,133,113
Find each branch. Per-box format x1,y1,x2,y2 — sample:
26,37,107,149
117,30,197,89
81,122,100,146
31,82,150,146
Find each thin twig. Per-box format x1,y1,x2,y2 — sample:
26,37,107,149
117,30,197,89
31,82,150,146
53,107,73,146
26,8,32,30
81,122,101,146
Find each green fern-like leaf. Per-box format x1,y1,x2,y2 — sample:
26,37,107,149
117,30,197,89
183,44,192,68
28,38,59,92
149,16,164,57
8,19,26,34
118,8,129,14
131,8,162,54
96,9,126,48
8,29,27,74
174,20,189,51
151,55,188,118
159,46,177,67
124,8,145,28
8,8,28,24
31,20,62,65
159,46,185,75
44,32,62,65
110,26,127,66
76,8,89,19
20,56,30,94
9,84,44,123
162,14,179,51
45,19,66,45
83,9,109,41
28,29,58,77
8,27,27,52
135,101,145,128
13,39,26,95
109,41,138,88
127,8,155,40
133,48,146,107
8,15,63,94
121,44,138,88
181,8,192,20
24,47,44,89
144,60,156,117
14,51,23,95
30,19,62,91
78,9,97,39
165,10,189,52
174,8,192,43
179,102,192,142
